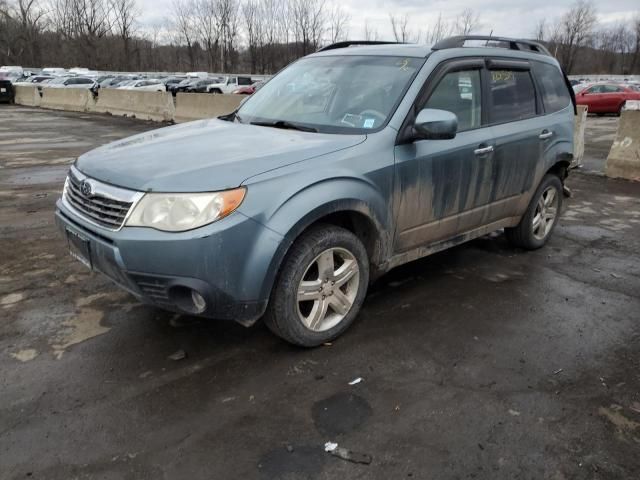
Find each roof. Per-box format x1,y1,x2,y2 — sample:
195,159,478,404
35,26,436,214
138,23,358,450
311,36,555,62
311,43,433,58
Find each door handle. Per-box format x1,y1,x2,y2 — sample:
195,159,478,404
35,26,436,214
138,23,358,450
474,145,494,155
539,130,554,140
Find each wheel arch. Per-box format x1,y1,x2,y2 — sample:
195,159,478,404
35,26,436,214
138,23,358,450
249,197,392,308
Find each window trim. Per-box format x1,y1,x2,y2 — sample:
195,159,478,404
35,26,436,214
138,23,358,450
396,57,487,145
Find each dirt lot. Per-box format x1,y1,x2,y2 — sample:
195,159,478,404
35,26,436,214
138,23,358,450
1,106,640,480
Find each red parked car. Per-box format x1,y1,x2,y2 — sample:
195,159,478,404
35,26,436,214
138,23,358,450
575,83,640,115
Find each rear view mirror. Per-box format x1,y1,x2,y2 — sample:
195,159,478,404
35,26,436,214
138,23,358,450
413,108,458,140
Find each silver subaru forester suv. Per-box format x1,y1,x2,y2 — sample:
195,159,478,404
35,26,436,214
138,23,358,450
56,36,575,346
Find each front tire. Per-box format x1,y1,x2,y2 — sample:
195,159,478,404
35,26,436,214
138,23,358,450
505,174,563,250
264,225,369,347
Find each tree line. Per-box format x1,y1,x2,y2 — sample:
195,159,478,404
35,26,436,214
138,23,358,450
0,0,639,75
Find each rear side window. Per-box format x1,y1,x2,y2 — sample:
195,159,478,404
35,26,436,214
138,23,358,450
603,85,623,93
532,61,572,113
488,69,536,123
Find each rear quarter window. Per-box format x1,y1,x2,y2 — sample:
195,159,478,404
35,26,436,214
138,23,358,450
532,61,572,113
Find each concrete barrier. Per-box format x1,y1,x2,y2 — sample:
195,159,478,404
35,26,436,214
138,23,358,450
90,89,175,122
605,110,640,182
40,87,91,112
13,85,40,107
174,93,243,123
572,105,588,168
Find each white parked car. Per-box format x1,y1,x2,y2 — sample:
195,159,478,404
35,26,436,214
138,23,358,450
117,79,167,92
206,75,254,94
13,75,54,85
44,77,96,89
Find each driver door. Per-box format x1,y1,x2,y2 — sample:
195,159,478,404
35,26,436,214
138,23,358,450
393,62,496,252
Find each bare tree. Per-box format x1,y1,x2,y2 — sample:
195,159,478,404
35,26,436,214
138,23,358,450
216,0,240,71
327,3,349,44
1,0,47,65
533,18,547,42
194,0,220,71
553,0,597,73
389,13,412,42
171,0,197,69
290,0,325,56
242,0,261,73
631,14,640,73
425,12,453,44
110,0,138,70
455,8,480,36
363,18,378,41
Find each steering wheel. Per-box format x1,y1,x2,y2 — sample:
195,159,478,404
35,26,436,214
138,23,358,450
359,109,386,123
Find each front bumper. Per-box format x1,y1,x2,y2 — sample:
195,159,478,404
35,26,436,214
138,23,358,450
55,199,282,325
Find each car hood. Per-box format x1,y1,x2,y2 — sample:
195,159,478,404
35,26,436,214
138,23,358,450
75,119,366,192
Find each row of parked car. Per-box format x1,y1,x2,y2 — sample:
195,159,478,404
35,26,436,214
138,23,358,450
571,79,640,115
0,66,265,97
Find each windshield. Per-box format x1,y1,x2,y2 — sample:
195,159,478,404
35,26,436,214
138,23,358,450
237,55,424,134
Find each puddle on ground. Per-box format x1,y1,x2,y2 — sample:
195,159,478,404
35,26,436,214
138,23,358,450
49,292,124,359
51,308,108,359
312,392,372,437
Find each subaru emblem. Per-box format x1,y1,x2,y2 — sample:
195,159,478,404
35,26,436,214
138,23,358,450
80,180,93,196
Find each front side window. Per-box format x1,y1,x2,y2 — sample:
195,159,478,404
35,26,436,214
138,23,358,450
532,61,572,113
586,85,604,94
423,69,482,132
489,69,537,123
238,55,424,133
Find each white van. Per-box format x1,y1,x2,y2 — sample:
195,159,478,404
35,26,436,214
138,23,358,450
42,68,67,76
186,71,209,79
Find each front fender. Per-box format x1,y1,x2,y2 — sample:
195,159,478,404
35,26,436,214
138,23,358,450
238,175,394,304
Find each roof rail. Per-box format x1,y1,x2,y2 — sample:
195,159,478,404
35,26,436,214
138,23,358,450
432,35,552,56
317,41,406,52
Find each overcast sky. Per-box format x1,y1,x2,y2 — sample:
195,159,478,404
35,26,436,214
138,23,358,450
138,0,639,43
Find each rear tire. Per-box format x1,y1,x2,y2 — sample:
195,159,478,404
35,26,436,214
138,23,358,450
505,174,563,250
264,224,369,347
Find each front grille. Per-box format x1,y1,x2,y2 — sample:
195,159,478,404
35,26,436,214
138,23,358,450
64,172,133,229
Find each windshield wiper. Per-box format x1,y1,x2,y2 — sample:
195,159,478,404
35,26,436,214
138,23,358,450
250,120,318,133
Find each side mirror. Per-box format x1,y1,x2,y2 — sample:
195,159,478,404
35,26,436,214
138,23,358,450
413,108,458,140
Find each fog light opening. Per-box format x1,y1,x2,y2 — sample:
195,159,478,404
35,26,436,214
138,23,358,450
169,286,208,315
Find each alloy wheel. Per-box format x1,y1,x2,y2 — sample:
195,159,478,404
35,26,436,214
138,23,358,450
296,247,360,332
532,186,559,240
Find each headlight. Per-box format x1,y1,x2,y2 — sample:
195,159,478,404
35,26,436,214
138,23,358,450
126,188,246,232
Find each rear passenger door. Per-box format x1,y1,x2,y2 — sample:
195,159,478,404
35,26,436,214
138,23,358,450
531,60,574,170
484,60,543,218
